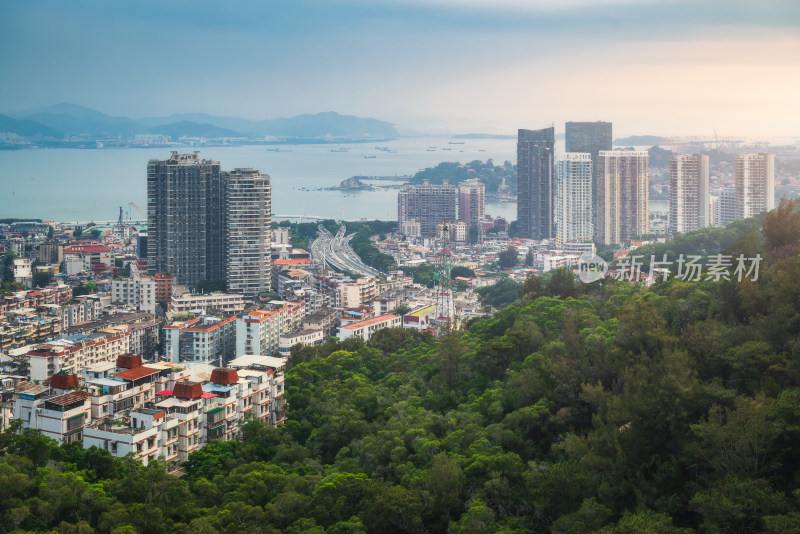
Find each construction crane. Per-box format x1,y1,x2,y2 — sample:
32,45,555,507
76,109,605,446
128,202,147,220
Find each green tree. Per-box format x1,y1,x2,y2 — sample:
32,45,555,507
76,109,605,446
498,247,519,270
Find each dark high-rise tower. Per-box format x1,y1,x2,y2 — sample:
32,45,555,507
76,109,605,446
147,152,226,288
517,127,555,240
565,121,612,236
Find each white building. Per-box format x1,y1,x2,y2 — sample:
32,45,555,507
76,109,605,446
235,306,293,358
338,314,402,341
26,331,131,382
735,153,775,220
168,291,244,320
226,168,272,296
14,385,91,444
554,153,594,246
163,316,237,365
112,275,157,314
669,153,710,235
278,328,324,355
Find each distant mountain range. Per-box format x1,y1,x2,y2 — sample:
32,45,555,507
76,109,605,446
2,103,399,140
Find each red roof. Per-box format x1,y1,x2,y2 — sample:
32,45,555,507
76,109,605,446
210,368,239,385
173,381,203,400
46,390,89,406
115,366,160,381
116,354,142,369
49,374,79,390
274,259,310,265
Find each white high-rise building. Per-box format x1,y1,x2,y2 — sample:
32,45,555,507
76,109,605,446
597,151,649,245
226,168,272,296
554,153,594,246
715,187,737,227
669,153,710,235
735,153,775,220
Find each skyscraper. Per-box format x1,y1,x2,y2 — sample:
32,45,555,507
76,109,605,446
397,180,457,238
597,151,649,245
226,168,272,296
669,153,710,235
147,152,226,288
517,127,555,240
714,187,736,227
735,153,775,220
565,121,612,234
458,178,485,228
554,153,594,246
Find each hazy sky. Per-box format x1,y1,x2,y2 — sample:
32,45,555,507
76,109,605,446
2,0,799,137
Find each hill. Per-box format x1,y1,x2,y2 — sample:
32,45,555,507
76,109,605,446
7,104,398,140
0,113,62,138
145,121,242,138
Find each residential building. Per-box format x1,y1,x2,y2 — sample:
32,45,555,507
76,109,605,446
714,187,737,227
226,168,272,296
554,153,594,246
458,178,485,228
168,290,244,320
565,121,612,229
112,275,157,314
398,180,457,238
278,328,324,355
338,314,402,341
735,153,775,220
14,385,91,444
163,316,237,365
669,153,710,235
153,273,174,304
597,151,649,245
517,127,555,240
147,152,226,288
26,330,130,381
235,306,292,357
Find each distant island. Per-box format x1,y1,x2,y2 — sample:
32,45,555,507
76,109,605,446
0,103,400,149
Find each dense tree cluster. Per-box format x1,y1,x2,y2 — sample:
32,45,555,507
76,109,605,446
3,205,800,533
411,160,516,194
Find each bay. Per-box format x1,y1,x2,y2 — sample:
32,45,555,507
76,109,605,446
0,137,517,223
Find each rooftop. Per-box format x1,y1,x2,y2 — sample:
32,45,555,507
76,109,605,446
47,390,90,406
228,354,286,370
340,314,399,330
115,366,161,381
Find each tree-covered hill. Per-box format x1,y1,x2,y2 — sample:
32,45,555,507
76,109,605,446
2,200,800,533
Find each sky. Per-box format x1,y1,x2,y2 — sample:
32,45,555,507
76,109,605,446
1,0,799,137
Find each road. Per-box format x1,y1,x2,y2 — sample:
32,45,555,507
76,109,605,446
311,224,381,278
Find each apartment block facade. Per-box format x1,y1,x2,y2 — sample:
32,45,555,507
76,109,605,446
554,153,594,246
398,180,457,238
597,151,649,245
517,127,555,240
669,153,710,235
735,153,775,220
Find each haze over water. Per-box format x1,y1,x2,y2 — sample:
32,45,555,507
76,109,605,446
1,138,520,223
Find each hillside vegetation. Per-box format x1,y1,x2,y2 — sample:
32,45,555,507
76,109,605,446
2,200,800,533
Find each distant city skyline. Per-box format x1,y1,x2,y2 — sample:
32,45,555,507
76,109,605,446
2,0,798,137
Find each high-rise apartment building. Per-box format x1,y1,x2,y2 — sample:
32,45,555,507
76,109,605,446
597,151,649,245
669,153,710,235
458,178,485,228
147,152,226,288
714,187,736,227
517,127,555,240
735,153,775,220
397,179,457,238
565,121,612,232
226,168,272,296
554,153,594,246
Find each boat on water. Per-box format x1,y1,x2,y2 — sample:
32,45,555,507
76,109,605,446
330,148,349,152
426,148,436,152
449,141,465,145
364,155,377,159
266,148,292,152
